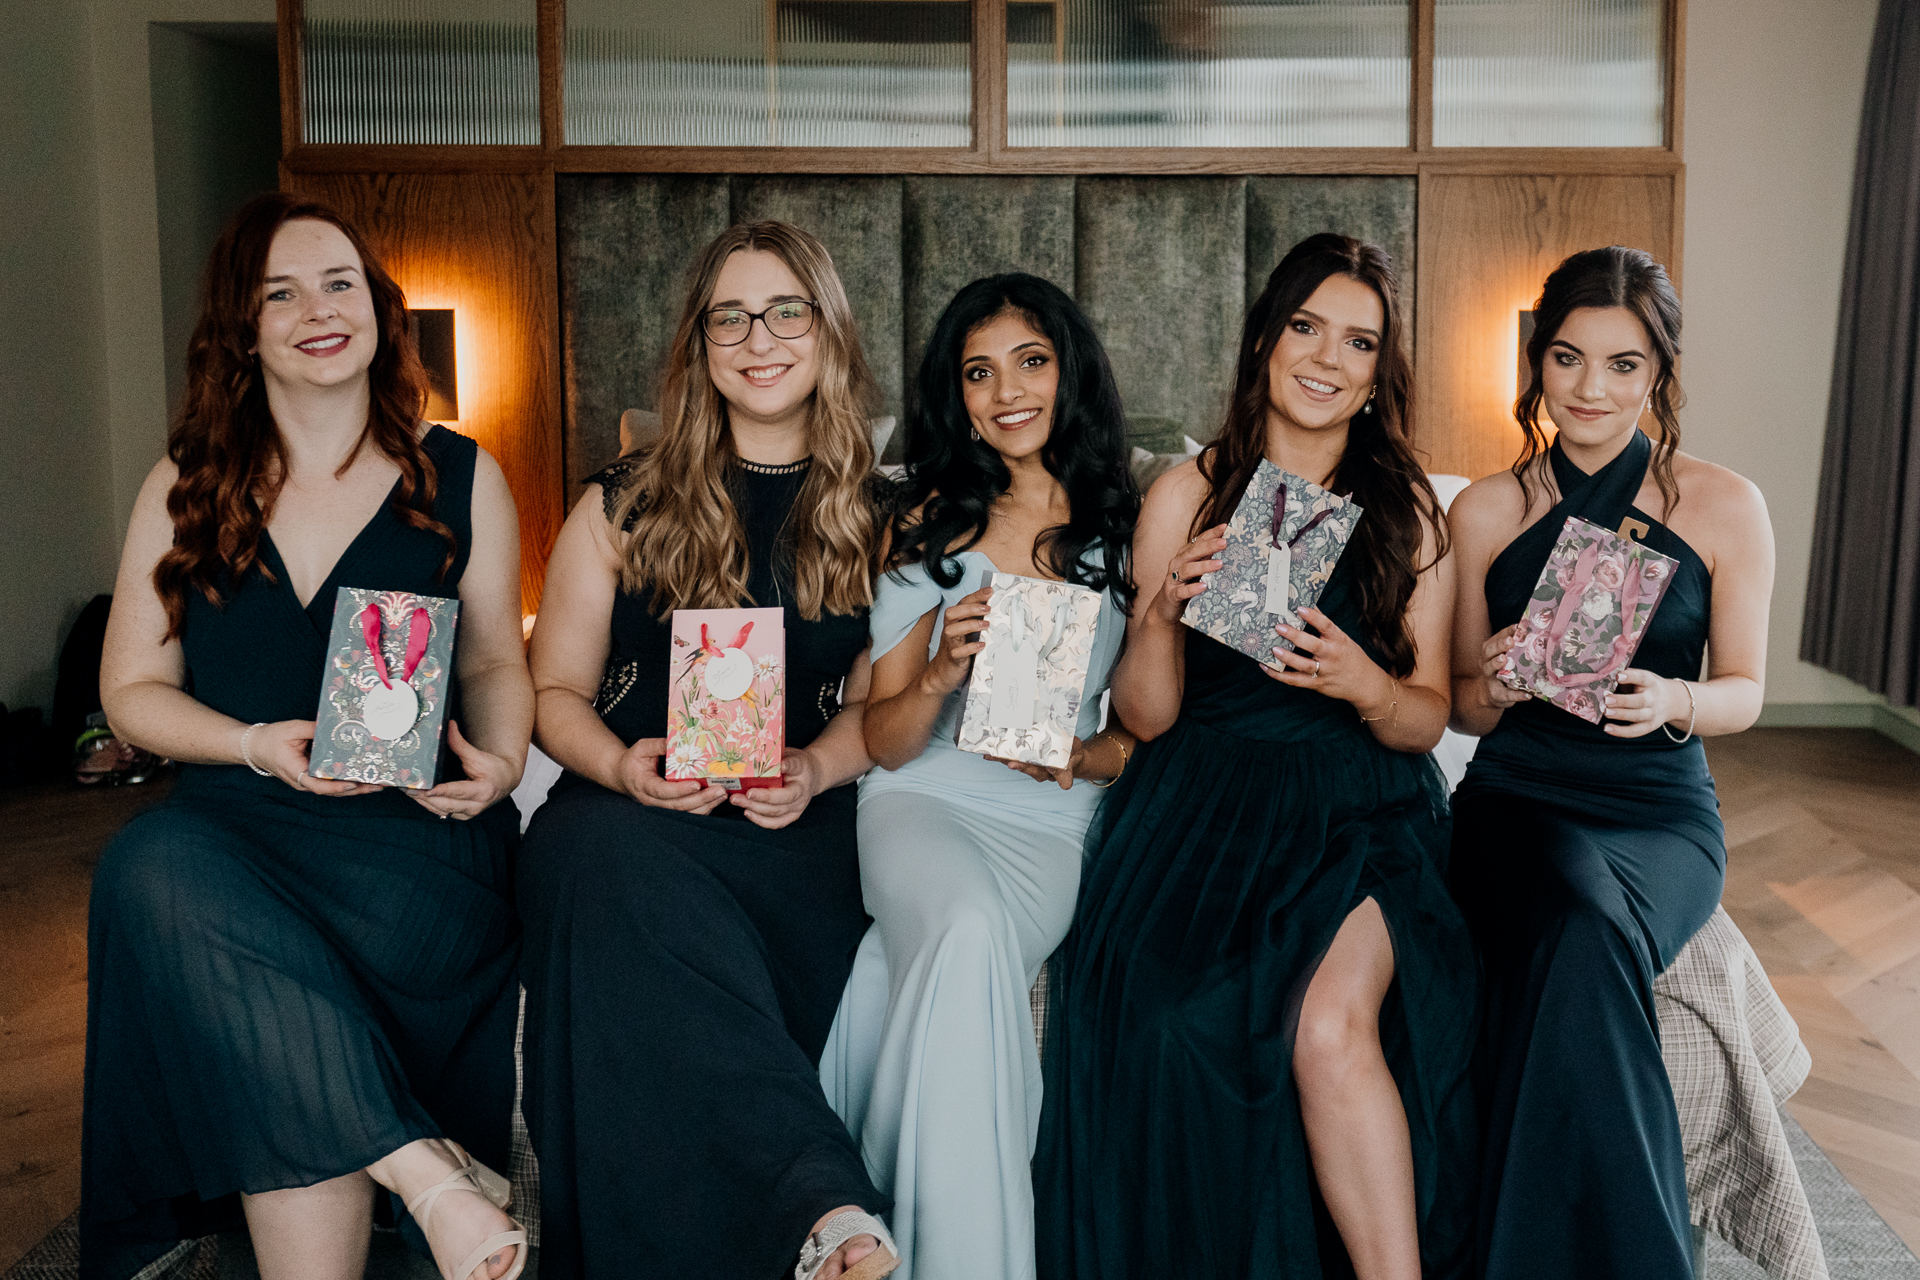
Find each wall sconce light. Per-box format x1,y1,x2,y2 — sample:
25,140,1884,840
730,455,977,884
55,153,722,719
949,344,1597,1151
1517,310,1537,397
409,309,458,421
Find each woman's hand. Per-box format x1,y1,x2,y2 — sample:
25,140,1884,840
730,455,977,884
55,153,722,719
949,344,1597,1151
989,737,1085,790
920,587,993,698
1265,606,1395,711
1603,669,1688,738
1476,622,1532,711
730,748,820,829
254,720,384,797
1151,525,1228,626
615,736,730,815
410,721,520,820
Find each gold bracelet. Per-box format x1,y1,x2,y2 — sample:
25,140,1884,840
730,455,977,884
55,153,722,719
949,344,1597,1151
1087,734,1132,789
1358,679,1399,730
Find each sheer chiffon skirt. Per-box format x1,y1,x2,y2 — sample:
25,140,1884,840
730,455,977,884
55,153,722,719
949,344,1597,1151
80,769,520,1279
1034,717,1479,1279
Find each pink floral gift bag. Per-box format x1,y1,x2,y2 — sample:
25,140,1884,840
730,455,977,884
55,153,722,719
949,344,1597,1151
666,606,785,790
1498,516,1678,725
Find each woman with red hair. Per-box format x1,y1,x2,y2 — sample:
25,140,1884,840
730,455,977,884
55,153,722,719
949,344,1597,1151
84,193,532,1280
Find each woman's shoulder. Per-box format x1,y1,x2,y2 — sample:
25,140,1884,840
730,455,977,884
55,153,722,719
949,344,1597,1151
1450,467,1531,532
1667,450,1769,558
1139,458,1209,526
1671,450,1765,515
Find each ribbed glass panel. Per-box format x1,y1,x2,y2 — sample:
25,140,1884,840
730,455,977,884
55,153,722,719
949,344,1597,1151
303,0,539,144
1433,0,1664,146
1008,0,1408,148
566,0,970,146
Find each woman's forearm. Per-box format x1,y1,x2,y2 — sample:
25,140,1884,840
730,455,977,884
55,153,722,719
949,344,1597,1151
533,687,632,792
1670,674,1763,738
804,700,876,790
104,681,256,765
1360,681,1450,754
863,679,950,771
456,655,534,783
1110,612,1185,741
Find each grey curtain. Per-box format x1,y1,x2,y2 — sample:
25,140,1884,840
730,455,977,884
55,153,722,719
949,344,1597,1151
1802,0,1920,708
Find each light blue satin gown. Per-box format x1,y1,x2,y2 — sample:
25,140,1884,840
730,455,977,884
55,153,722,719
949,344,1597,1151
820,550,1125,1280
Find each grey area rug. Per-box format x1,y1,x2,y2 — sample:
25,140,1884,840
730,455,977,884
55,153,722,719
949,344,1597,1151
5,1112,1909,1279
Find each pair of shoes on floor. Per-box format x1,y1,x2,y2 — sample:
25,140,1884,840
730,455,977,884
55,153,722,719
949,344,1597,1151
796,1210,901,1280
404,1143,529,1280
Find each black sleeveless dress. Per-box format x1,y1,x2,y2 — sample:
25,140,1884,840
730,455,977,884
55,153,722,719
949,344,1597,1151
80,426,522,1279
1034,557,1479,1278
515,458,886,1280
1450,430,1722,1280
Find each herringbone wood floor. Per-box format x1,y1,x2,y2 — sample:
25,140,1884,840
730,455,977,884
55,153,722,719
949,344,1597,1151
0,729,1915,1271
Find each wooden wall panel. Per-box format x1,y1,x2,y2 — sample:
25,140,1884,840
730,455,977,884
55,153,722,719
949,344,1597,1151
1414,173,1675,481
281,171,564,617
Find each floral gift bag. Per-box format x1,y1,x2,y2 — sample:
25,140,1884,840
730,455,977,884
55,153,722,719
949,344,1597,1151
957,574,1103,770
1497,516,1678,724
666,606,785,790
310,587,460,789
1182,459,1363,671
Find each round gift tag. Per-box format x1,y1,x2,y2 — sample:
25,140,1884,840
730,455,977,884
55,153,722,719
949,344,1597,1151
362,680,420,741
704,648,754,701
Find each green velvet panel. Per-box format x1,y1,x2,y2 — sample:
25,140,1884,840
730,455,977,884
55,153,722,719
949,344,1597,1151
1074,177,1248,445
899,176,1077,458
1244,175,1419,330
557,174,728,488
728,176,907,428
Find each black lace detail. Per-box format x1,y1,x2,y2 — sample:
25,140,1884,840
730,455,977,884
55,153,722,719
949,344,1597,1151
594,658,640,717
585,459,644,531
738,457,812,476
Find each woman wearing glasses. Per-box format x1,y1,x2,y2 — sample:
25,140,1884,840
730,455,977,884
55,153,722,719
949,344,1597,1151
517,221,899,1280
819,274,1139,1279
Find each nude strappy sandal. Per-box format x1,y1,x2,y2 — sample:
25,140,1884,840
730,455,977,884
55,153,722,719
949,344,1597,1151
795,1210,901,1280
403,1143,529,1280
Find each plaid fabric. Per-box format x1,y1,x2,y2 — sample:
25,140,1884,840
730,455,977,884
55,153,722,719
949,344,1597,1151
1655,905,1826,1280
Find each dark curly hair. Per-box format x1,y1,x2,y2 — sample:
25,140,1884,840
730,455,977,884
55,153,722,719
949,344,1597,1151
1194,233,1444,678
890,273,1140,612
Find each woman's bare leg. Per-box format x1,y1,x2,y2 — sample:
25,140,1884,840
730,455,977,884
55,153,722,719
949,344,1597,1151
1293,897,1420,1280
240,1171,375,1280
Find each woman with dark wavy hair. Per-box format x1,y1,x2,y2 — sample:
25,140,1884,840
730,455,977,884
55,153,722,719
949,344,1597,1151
86,193,532,1280
1034,235,1478,1278
818,273,1139,1279
1447,246,1773,1279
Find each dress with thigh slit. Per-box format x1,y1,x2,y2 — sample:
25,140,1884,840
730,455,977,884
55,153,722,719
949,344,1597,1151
516,457,886,1280
80,426,521,1279
818,551,1125,1280
1449,429,1723,1280
1032,555,1479,1279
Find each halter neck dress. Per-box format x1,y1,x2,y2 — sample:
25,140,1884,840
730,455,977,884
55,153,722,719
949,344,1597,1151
515,457,887,1279
1033,549,1479,1278
818,550,1126,1280
1450,429,1723,1280
80,426,521,1279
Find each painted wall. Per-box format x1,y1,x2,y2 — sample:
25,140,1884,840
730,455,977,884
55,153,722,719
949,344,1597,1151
0,0,114,716
1681,0,1884,709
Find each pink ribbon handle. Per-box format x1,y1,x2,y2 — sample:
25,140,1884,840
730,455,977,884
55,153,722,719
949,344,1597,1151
1539,535,1648,690
360,603,432,689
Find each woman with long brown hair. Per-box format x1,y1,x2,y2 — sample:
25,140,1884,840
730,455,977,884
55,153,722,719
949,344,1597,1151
86,193,532,1280
1447,247,1773,1278
1033,234,1478,1278
517,221,898,1279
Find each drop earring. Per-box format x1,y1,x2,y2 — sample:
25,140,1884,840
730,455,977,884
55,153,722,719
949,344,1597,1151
971,426,981,441
1362,388,1376,415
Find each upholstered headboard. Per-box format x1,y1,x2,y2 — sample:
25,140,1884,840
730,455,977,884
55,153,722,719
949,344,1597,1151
558,174,1417,493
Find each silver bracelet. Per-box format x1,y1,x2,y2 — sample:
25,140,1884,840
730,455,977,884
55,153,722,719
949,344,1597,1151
239,722,272,776
1661,680,1697,744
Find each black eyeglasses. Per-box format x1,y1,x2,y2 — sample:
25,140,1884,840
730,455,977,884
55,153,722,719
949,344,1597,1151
702,300,817,346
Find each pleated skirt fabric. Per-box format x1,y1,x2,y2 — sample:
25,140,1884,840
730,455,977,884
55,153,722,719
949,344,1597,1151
79,766,521,1279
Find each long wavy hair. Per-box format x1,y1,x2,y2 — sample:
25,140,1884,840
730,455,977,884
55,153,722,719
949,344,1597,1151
890,273,1140,612
1194,233,1443,677
608,221,880,619
154,192,450,639
1515,245,1685,512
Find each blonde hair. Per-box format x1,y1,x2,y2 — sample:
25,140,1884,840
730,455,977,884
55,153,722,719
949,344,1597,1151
609,221,880,619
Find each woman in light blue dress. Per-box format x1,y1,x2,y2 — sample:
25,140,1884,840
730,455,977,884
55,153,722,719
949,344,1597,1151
821,274,1140,1280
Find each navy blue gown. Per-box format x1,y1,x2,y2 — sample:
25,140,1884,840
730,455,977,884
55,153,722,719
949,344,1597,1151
1450,429,1722,1280
80,426,521,1279
1035,560,1479,1279
516,458,885,1280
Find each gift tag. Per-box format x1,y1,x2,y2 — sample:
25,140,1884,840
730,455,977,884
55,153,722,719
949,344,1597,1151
704,648,755,701
1264,540,1291,616
362,680,420,740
